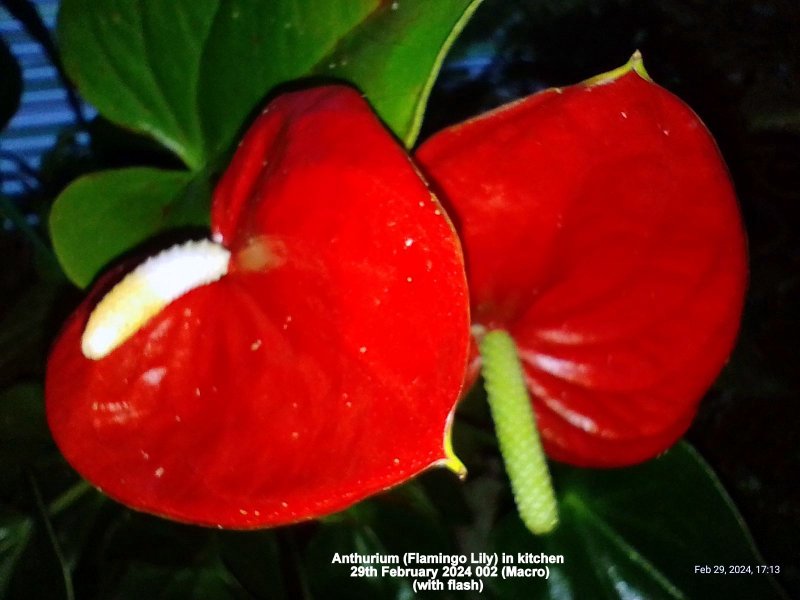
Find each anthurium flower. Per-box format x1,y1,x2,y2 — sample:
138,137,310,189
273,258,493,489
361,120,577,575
417,54,747,470
46,86,470,528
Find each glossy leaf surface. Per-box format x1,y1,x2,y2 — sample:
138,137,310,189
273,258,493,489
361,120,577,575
417,61,747,466
58,0,479,168
490,443,786,600
46,87,470,527
50,168,208,288
317,0,483,147
58,0,219,169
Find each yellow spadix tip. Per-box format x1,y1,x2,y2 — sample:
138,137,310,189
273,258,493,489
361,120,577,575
81,239,230,360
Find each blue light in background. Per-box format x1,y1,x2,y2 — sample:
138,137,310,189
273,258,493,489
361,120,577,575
0,0,95,197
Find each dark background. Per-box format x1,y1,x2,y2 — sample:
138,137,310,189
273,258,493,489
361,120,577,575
423,0,800,594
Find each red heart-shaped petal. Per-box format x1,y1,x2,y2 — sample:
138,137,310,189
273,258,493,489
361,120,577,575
46,86,470,527
416,60,746,466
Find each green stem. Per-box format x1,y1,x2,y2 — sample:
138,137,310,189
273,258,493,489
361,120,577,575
28,473,75,600
479,329,558,535
47,479,93,517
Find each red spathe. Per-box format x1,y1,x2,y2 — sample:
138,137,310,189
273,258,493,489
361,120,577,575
417,67,747,467
47,87,470,527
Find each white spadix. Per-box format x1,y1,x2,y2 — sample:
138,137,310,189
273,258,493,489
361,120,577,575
81,239,231,360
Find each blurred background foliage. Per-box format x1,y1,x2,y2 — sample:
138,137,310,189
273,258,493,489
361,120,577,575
0,0,797,598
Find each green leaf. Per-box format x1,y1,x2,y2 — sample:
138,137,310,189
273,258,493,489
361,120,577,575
160,567,246,600
5,477,74,600
307,487,455,600
217,530,286,600
112,563,247,600
0,267,65,389
200,0,482,154
58,0,219,170
0,195,63,279
0,384,52,478
49,168,210,287
59,0,482,168
196,0,377,159
317,0,483,147
307,523,414,600
0,511,33,597
490,442,788,599
0,37,22,131
49,485,105,572
100,512,214,568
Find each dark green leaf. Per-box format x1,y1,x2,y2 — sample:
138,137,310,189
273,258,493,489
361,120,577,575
58,0,219,170
307,523,413,600
49,168,209,287
0,280,64,387
196,0,376,159
59,0,482,170
0,510,32,597
0,384,52,487
101,512,214,568
317,0,483,147
109,563,177,599
2,484,103,600
217,530,286,600
0,37,22,131
161,566,246,600
0,196,64,280
200,0,482,153
50,486,105,572
307,486,455,600
6,477,74,600
489,442,788,599
112,563,247,600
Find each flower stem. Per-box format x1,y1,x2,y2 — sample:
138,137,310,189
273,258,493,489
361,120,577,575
48,479,93,517
479,329,558,535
